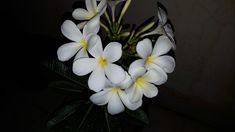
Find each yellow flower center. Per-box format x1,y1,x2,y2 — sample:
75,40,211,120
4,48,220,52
98,56,108,68
134,76,146,88
111,87,121,93
80,38,87,49
146,55,154,65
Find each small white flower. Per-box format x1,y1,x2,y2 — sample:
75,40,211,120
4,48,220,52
72,0,107,29
57,16,100,61
143,7,176,50
127,66,161,103
90,72,142,115
158,7,167,26
73,35,126,92
129,36,175,83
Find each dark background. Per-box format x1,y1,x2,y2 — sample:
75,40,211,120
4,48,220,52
2,0,235,131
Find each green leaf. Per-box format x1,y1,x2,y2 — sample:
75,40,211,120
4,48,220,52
42,59,87,88
48,81,83,94
125,109,149,125
47,101,83,129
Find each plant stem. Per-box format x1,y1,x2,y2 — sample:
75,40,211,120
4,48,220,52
100,22,110,33
104,11,111,25
76,104,94,132
118,0,132,24
105,108,111,132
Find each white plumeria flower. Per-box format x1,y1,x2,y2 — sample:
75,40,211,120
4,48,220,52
129,36,175,83
73,36,126,92
72,0,107,29
127,66,163,103
143,7,176,50
57,16,100,61
90,72,142,115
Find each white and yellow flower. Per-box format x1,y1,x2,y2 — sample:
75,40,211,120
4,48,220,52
73,35,126,92
90,72,142,115
127,66,163,103
57,16,100,61
72,0,107,29
129,36,175,83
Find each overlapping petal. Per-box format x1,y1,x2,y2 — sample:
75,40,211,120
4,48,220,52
61,20,83,42
136,39,153,58
88,67,106,92
153,55,175,73
108,92,125,115
90,89,112,105
152,36,173,57
118,90,142,110
142,83,158,98
105,64,126,84
87,34,103,58
57,42,81,61
103,42,122,63
86,0,97,14
73,58,96,76
74,48,89,60
83,15,100,36
72,8,93,20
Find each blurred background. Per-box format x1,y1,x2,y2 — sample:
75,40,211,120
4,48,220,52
2,0,234,131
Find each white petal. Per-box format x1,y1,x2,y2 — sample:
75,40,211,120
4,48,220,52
57,42,81,61
128,86,143,103
119,72,133,89
98,4,107,16
83,15,100,36
152,35,173,57
77,21,88,29
136,38,153,58
164,24,176,50
72,8,93,20
142,83,158,98
158,7,167,25
153,55,175,73
86,0,97,14
87,34,103,58
105,64,126,84
74,48,89,60
128,59,145,72
107,93,124,115
118,90,142,110
103,42,122,63
73,58,96,76
128,60,146,79
61,20,83,42
144,68,167,85
88,68,106,92
90,89,112,105
164,24,174,38
97,0,107,13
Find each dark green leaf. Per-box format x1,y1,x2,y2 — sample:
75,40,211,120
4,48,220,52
48,81,83,94
42,59,87,88
125,109,149,125
47,101,83,129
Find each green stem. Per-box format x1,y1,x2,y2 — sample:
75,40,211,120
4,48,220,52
105,108,111,132
104,11,111,25
76,104,94,132
118,0,132,24
100,22,110,33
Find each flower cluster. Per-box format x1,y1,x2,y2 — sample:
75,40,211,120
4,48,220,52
57,0,175,115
